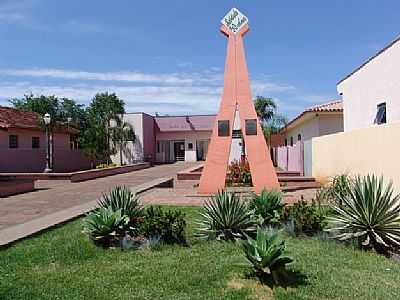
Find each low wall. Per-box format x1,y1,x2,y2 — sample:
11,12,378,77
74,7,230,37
0,179,35,197
312,122,400,193
0,163,150,183
70,163,150,182
273,142,304,175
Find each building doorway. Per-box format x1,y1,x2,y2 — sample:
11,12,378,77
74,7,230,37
173,141,185,161
196,140,209,161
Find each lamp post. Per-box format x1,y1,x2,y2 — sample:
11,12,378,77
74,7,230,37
109,118,117,165
43,113,52,173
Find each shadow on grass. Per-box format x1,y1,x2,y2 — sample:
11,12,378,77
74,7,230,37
245,268,308,289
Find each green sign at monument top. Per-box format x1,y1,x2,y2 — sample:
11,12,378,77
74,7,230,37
221,8,248,34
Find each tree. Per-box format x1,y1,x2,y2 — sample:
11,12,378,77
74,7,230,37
10,94,87,128
254,96,277,124
80,92,125,164
253,96,287,146
110,119,135,166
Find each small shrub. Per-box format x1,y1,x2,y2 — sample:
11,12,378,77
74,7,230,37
140,206,186,245
320,173,354,205
283,197,327,235
327,175,400,254
197,190,256,240
242,227,293,284
226,159,252,186
248,189,285,227
83,207,129,247
96,163,117,169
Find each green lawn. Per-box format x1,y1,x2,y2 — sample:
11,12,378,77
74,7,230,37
1,206,400,300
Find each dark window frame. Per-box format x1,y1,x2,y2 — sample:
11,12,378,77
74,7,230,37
9,135,18,149
32,136,40,149
374,102,386,125
290,136,294,146
297,134,302,141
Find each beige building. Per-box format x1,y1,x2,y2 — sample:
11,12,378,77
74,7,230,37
312,35,400,193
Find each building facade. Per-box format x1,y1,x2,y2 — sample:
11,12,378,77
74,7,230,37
112,113,216,164
0,106,90,173
281,100,344,145
338,36,400,132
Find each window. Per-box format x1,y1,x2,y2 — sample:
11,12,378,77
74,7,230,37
290,136,294,146
187,143,193,150
297,134,302,141
9,135,18,148
374,102,386,125
32,137,40,149
157,141,160,153
284,138,288,146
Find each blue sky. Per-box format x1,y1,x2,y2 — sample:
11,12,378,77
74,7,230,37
0,0,399,119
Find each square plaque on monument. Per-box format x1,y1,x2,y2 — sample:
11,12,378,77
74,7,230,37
245,119,257,135
218,120,230,136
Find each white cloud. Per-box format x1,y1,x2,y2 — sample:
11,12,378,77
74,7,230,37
0,0,34,24
0,67,327,116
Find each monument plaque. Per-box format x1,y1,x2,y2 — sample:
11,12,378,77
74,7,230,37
221,8,248,34
218,120,230,137
245,119,257,135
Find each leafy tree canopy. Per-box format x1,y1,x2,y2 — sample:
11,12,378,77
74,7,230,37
10,94,87,129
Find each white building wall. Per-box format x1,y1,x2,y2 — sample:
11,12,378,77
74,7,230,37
285,117,320,143
156,131,211,162
111,113,145,165
285,114,343,144
338,39,400,132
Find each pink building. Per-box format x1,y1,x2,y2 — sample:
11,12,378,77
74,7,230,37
0,106,91,173
111,113,215,164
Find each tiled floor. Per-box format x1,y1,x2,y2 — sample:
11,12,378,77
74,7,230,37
0,162,199,231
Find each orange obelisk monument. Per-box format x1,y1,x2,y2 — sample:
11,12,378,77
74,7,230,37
198,8,280,194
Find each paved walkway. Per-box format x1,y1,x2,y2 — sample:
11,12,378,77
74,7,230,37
0,162,198,232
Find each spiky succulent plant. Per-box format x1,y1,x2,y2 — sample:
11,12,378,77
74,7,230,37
327,175,400,254
242,228,293,283
98,186,143,219
83,207,129,246
197,190,256,240
248,188,285,227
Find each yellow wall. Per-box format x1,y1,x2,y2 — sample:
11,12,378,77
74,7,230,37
312,121,400,194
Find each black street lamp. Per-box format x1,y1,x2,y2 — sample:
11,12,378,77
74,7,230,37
43,113,52,173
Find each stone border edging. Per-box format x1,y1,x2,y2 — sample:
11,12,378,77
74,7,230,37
0,162,151,183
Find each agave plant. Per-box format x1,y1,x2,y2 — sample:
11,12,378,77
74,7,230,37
249,188,285,227
83,207,129,246
327,175,400,254
98,186,143,219
242,228,293,284
197,190,256,240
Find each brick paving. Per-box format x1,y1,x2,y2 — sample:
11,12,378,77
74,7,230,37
140,186,318,206
0,162,199,231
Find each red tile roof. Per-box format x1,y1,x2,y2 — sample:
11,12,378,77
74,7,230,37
0,106,42,130
281,100,343,132
306,100,343,112
155,115,215,132
0,106,78,134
